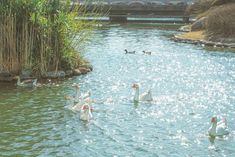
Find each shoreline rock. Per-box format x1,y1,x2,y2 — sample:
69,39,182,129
43,71,66,79
0,64,93,83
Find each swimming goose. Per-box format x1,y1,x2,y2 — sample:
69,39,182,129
80,102,93,121
71,84,91,102
125,49,136,54
64,84,92,110
64,94,91,112
15,76,37,87
143,51,151,55
71,96,92,111
72,84,81,102
208,116,229,137
132,83,153,102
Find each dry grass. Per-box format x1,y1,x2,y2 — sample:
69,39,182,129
176,31,206,41
185,1,235,42
206,3,235,39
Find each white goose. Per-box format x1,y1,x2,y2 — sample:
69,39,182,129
72,84,81,103
72,84,90,103
132,83,153,102
64,84,89,102
208,116,229,137
71,96,92,111
64,84,91,111
80,102,93,121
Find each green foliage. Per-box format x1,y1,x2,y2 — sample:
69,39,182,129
0,0,94,75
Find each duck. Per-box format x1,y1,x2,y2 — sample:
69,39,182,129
132,83,153,102
15,76,37,87
208,116,229,137
143,51,151,55
125,49,136,54
80,103,93,121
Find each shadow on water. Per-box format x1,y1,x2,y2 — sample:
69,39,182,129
0,82,16,90
133,101,139,109
209,136,216,144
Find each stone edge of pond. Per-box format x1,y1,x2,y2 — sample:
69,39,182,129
172,35,235,49
0,64,93,83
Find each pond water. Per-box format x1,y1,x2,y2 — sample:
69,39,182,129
1,24,235,157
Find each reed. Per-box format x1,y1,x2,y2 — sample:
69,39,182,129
0,0,95,76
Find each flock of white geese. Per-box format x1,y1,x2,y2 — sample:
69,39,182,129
64,83,230,138
15,74,230,138
64,83,154,122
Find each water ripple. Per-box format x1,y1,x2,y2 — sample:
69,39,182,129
1,24,235,156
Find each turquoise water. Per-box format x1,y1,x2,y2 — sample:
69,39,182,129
1,24,235,157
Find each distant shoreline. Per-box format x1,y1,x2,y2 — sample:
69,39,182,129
173,31,235,49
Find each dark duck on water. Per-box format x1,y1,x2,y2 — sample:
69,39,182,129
124,49,136,54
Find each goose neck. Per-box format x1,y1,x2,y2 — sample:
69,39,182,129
76,89,81,99
134,88,139,102
209,122,217,136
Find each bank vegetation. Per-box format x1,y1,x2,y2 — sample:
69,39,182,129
0,0,95,80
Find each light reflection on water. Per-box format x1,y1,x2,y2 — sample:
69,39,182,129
1,24,235,157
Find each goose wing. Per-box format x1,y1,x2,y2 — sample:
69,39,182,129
140,90,153,101
216,126,229,136
81,91,91,100
216,119,229,136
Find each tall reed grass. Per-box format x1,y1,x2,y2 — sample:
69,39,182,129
0,0,94,76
